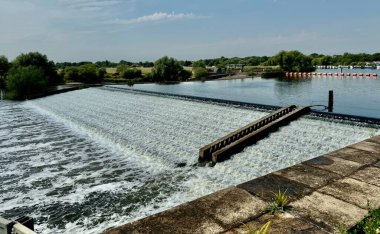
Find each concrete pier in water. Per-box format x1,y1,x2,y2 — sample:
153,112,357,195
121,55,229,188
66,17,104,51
199,105,311,164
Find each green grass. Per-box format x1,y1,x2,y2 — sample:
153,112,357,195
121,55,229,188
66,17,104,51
274,190,289,208
105,66,192,75
266,190,289,214
245,221,271,234
345,208,380,234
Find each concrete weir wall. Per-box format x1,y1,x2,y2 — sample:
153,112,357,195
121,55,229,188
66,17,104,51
199,105,310,164
103,135,380,234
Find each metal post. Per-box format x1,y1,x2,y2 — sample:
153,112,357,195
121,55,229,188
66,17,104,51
328,90,334,112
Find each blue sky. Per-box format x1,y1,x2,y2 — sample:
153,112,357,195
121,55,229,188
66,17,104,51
1,0,380,62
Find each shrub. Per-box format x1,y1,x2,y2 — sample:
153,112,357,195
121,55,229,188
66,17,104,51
120,68,142,79
193,67,208,79
12,52,62,85
63,66,79,81
6,66,47,99
77,64,103,83
151,56,189,82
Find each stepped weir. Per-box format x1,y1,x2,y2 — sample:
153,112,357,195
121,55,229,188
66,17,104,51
199,105,311,164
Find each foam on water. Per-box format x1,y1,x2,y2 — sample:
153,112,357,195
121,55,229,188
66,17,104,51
0,87,379,233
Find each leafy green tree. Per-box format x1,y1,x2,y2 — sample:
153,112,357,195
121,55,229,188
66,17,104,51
98,68,106,80
12,52,62,85
266,50,314,72
0,55,9,78
6,66,48,99
193,67,208,79
0,55,9,87
78,64,103,83
121,68,142,79
192,60,206,68
151,56,189,81
62,66,79,81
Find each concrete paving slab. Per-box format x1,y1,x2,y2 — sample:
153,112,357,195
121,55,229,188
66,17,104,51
103,187,267,234
189,187,267,229
225,213,326,234
289,191,367,233
303,155,361,176
273,164,341,189
365,135,380,144
103,200,225,234
328,147,380,165
350,166,380,187
237,174,312,202
350,141,380,154
319,177,380,209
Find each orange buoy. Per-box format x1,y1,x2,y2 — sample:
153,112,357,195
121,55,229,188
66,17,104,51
353,73,357,76
323,72,327,76
328,72,332,76
346,73,351,76
359,73,363,76
318,72,322,76
313,72,317,76
334,73,338,76
366,73,371,77
373,73,378,77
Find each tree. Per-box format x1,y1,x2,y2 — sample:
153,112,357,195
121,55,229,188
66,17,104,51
266,50,314,72
62,66,79,81
193,67,208,79
192,60,206,68
12,52,62,85
0,55,9,87
78,64,103,83
6,66,48,99
151,56,189,82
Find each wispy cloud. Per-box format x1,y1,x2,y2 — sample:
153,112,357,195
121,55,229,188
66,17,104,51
60,0,123,11
106,12,199,25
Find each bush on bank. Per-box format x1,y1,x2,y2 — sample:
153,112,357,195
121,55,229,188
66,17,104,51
6,66,48,99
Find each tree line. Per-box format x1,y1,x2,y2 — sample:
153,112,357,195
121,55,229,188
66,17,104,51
1,50,380,99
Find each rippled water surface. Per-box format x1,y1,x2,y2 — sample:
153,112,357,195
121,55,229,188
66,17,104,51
0,87,379,233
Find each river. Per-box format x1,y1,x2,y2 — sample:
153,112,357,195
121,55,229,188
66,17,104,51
0,87,379,233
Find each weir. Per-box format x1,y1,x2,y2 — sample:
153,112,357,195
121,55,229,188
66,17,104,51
199,105,311,164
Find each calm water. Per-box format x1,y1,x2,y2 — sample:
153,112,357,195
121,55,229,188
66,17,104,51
1,87,379,233
126,69,380,118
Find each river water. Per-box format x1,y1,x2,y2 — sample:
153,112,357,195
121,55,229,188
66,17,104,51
0,87,379,233
128,69,380,118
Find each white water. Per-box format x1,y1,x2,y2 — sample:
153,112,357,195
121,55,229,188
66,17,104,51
0,87,378,233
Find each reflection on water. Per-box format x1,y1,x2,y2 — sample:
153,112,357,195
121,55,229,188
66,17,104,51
1,87,379,233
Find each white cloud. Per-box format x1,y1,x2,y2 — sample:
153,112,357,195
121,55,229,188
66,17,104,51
59,0,123,11
107,12,198,25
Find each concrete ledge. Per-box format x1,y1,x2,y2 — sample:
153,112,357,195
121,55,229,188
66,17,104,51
289,192,367,233
103,187,266,234
224,213,327,234
237,174,312,202
273,164,341,189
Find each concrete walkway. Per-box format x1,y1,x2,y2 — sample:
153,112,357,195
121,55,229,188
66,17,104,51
103,135,380,234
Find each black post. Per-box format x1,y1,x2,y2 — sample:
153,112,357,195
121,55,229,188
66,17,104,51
328,90,334,112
